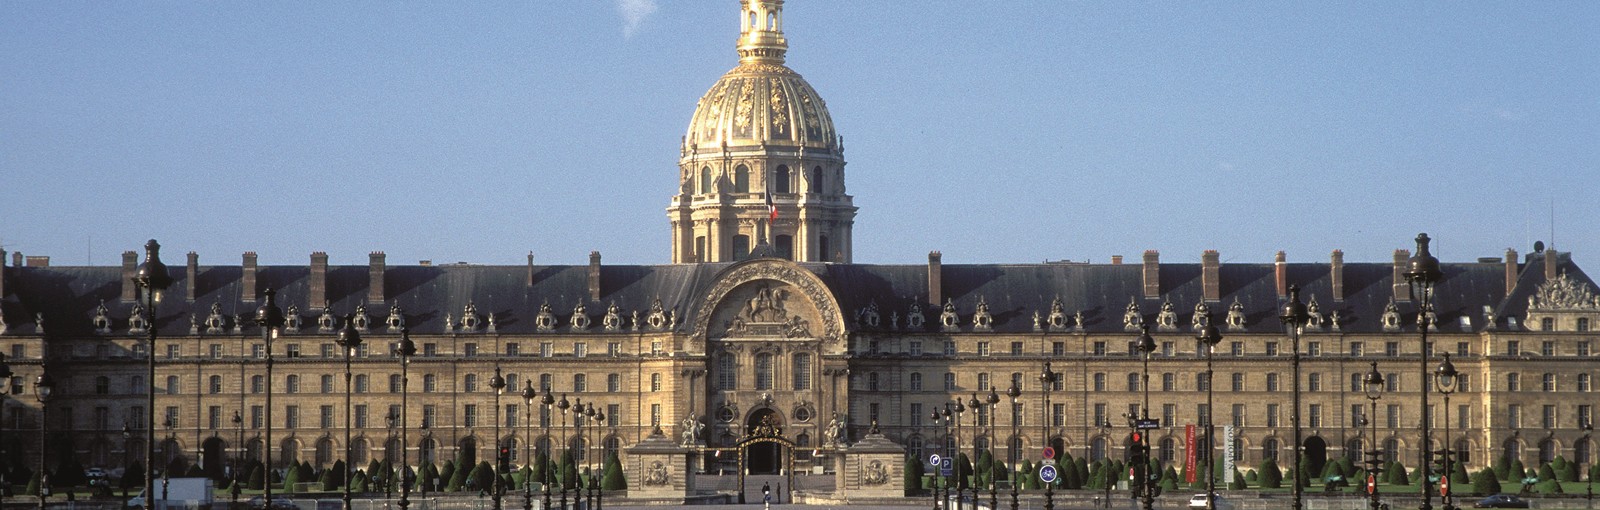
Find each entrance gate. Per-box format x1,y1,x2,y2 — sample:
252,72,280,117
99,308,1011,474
736,432,796,503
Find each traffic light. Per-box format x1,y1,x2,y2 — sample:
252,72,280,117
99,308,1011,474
500,447,513,472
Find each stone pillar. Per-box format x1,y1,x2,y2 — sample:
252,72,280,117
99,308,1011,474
833,429,906,502
625,429,695,504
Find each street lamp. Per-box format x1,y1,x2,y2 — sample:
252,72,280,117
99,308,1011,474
931,407,946,510
396,328,417,510
1404,233,1443,510
581,402,597,510
953,398,966,510
232,410,243,504
385,411,397,500
255,289,286,510
1434,355,1459,510
1039,362,1059,510
1363,362,1386,510
1135,326,1157,510
134,239,173,510
489,367,507,510
0,353,11,509
1005,383,1020,510
1583,420,1594,507
539,386,555,510
35,369,55,510
556,394,571,510
163,416,175,504
122,424,132,501
521,381,539,510
1280,285,1310,510
967,394,982,510
592,406,606,510
986,388,1000,510
940,404,954,510
1196,313,1224,510
336,314,363,510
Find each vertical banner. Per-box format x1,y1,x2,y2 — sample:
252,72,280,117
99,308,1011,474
1185,424,1197,483
1224,425,1236,483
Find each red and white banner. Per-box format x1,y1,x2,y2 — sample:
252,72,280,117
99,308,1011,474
1184,424,1197,483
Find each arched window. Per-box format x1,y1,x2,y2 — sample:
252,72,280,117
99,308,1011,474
774,165,791,193
1159,437,1176,462
717,355,736,390
699,167,712,194
767,12,775,30
286,374,300,394
1090,436,1107,461
1263,437,1280,462
734,165,750,193
748,11,756,29
811,166,824,194
775,235,794,260
792,353,812,390
755,353,774,390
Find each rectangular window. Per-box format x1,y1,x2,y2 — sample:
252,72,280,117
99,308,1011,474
607,404,620,427
607,374,621,392
355,404,368,428
1460,404,1471,429
540,343,553,358
977,373,990,391
1507,341,1520,356
286,406,300,429
505,342,519,356
1231,373,1243,392
1543,341,1556,357
1387,404,1400,429
1459,342,1472,357
650,404,662,427
1265,342,1279,356
1052,342,1065,356
166,344,181,359
210,344,223,359
1093,373,1106,392
1308,373,1321,392
464,343,478,357
910,404,923,427
1309,404,1322,428
422,405,437,428
286,344,301,358
1352,405,1365,427
574,342,588,357
606,342,621,357
1093,341,1107,356
1230,342,1243,356
1307,342,1321,356
1011,342,1024,356
1349,342,1363,357
868,403,880,425
320,405,334,429
1580,405,1593,428
1266,404,1279,427
909,341,923,356
944,373,956,391
1052,403,1065,428
252,344,265,358
1385,342,1399,357
1543,405,1557,429
321,344,337,357
1161,342,1174,357
944,341,956,356
574,374,588,392
1094,403,1107,426
464,404,478,428
1162,404,1175,427
1162,373,1175,391
1232,404,1245,428
977,342,990,356
208,406,222,430
251,405,263,429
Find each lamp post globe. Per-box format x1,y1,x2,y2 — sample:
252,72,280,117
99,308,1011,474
35,370,56,510
985,387,1000,510
1434,355,1459,510
396,328,417,510
1196,315,1223,510
134,240,173,510
1279,285,1310,510
488,367,508,510
1005,384,1020,510
1362,362,1386,510
1404,234,1442,510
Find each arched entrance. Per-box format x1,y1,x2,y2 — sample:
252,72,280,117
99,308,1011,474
745,409,785,474
1303,436,1328,476
202,437,226,478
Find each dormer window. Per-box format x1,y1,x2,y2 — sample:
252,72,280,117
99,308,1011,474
906,303,925,330
93,302,112,334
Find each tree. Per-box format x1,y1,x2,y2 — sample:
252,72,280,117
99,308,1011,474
1471,468,1501,496
25,472,42,498
531,452,550,488
120,463,145,491
1228,468,1248,490
1387,461,1410,486
975,450,993,488
1537,463,1555,482
955,453,973,490
1450,459,1470,486
53,455,87,488
602,450,626,490
1256,458,1282,489
249,465,266,490
282,462,302,491
322,459,347,490
1508,458,1527,482
1245,469,1258,484
352,471,370,493
469,461,495,493
905,458,924,496
1493,455,1511,481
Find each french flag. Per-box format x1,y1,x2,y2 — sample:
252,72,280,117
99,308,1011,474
767,189,778,222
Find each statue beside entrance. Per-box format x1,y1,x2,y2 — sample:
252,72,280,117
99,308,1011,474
680,413,704,446
825,412,847,446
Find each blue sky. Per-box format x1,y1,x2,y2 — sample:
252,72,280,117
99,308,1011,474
3,2,1596,270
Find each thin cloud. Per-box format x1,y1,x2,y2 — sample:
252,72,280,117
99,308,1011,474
616,0,658,39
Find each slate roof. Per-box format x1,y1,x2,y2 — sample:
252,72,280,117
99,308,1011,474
0,252,1588,338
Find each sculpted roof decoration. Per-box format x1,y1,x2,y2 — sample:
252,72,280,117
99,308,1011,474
1528,272,1600,311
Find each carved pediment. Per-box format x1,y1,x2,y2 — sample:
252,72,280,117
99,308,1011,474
1529,272,1600,311
693,260,845,352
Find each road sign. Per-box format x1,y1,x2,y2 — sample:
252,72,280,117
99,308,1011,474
1039,464,1058,483
1135,418,1161,430
929,454,941,467
1041,459,1056,466
940,458,954,477
1041,446,1056,460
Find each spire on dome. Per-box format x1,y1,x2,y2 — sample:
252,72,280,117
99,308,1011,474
737,0,788,64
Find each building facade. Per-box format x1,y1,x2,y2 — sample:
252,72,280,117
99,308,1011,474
2,0,1599,490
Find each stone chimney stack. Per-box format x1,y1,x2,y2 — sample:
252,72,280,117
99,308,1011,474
121,250,139,302
1111,255,1123,265
928,251,943,307
24,256,48,267
0,248,6,299
1505,248,1519,298
10,252,21,267
526,252,535,287
186,252,199,302
242,252,258,302
368,252,386,304
1330,250,1345,302
1392,249,1411,302
1201,250,1221,302
588,251,602,302
1142,250,1161,299
1274,251,1288,298
310,252,329,310
1545,250,1561,282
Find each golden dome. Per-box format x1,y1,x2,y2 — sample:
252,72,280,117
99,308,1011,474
684,0,837,151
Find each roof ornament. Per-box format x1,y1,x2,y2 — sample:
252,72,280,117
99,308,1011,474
906,302,925,330
317,306,337,332
461,302,480,332
1191,301,1211,331
486,312,498,334
603,302,624,332
939,299,960,332
351,304,369,332
35,312,45,335
570,301,591,331
1306,296,1324,330
284,304,302,333
1225,298,1246,331
645,299,668,331
205,301,227,334
1047,296,1068,331
858,301,880,328
1074,310,1085,332
1156,298,1178,331
1381,298,1402,331
93,301,112,334
535,302,557,332
972,296,993,331
1528,272,1600,311
1123,297,1144,332
0,308,7,335
386,303,405,331
1482,305,1497,330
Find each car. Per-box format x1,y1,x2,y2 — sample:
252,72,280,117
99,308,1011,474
1188,493,1232,510
1472,494,1530,508
85,468,108,479
246,496,297,510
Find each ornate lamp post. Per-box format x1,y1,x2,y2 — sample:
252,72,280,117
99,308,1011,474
255,289,285,510
35,370,55,510
1005,383,1021,510
1135,326,1157,510
557,394,571,510
1434,355,1459,510
521,382,538,510
385,411,397,500
1280,285,1310,510
488,367,507,510
1363,362,1386,510
1404,233,1443,510
162,416,175,503
931,408,945,510
538,386,555,510
232,410,244,505
581,402,596,510
1196,314,1224,510
336,315,363,510
396,328,417,510
986,388,1000,510
0,353,11,509
592,406,605,510
1039,362,1058,510
122,424,132,501
134,239,173,510
1583,420,1595,507
953,398,966,510
967,394,983,510
941,404,954,510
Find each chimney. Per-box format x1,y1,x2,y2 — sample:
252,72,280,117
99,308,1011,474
24,256,49,267
10,252,21,267
1142,250,1160,299
928,251,943,307
368,252,386,304
0,248,6,299
1111,255,1123,265
1201,250,1221,301
1330,250,1345,301
526,252,535,287
1274,251,1288,298
310,252,329,310
241,252,258,302
121,251,139,302
1545,249,1561,282
185,251,199,302
1504,248,1518,298
587,251,602,302
1392,249,1411,302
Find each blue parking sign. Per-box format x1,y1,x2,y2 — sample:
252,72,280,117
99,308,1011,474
940,458,954,477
